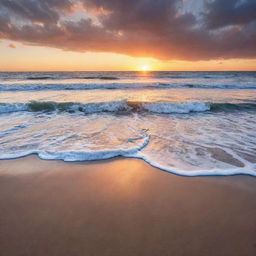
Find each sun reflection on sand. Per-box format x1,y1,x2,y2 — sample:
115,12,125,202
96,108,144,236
79,158,153,198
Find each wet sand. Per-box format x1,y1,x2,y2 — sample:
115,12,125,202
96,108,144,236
0,156,255,256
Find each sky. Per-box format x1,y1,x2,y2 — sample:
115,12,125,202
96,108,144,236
0,0,256,71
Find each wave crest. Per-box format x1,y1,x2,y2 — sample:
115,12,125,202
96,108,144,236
1,101,255,114
141,102,210,113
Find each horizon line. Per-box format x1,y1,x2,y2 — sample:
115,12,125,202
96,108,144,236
0,70,256,72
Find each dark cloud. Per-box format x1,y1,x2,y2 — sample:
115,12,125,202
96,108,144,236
0,0,72,24
81,0,182,31
204,0,256,29
0,0,255,60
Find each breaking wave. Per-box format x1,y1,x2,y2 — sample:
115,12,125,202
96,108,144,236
1,101,255,114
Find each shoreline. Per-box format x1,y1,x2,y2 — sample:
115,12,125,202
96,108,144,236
0,156,256,256
0,153,255,177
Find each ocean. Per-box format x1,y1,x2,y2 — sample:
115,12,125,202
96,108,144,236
0,71,255,176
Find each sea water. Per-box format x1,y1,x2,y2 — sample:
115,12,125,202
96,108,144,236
0,71,255,176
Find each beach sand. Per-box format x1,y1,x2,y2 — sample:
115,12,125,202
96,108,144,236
0,156,255,256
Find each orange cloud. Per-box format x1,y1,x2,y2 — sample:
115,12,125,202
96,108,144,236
8,43,16,48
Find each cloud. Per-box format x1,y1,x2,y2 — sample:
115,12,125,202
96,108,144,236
8,43,16,48
0,0,72,24
0,0,255,61
204,0,256,29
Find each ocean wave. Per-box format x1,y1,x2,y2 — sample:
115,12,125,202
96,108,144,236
0,101,209,114
26,76,120,81
141,102,210,113
1,101,255,115
80,76,119,80
0,103,28,113
0,101,130,114
0,83,132,91
0,82,256,91
27,76,53,80
210,103,256,111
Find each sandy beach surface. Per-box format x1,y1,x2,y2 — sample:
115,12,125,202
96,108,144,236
0,156,255,256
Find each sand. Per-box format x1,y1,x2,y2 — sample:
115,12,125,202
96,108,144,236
0,156,255,256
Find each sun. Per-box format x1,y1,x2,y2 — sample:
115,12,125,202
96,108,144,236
139,65,151,72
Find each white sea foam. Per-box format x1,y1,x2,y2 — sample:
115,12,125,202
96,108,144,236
141,102,210,113
0,103,28,113
70,101,130,113
0,111,255,176
0,100,255,114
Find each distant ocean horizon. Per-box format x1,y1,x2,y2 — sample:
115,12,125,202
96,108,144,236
0,71,255,176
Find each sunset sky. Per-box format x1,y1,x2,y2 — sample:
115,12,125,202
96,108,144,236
0,0,256,71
